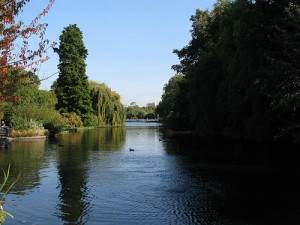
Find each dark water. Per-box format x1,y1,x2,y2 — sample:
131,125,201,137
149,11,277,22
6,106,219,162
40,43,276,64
0,125,300,225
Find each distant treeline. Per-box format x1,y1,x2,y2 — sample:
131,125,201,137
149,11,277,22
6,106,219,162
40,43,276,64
156,0,300,143
125,102,157,120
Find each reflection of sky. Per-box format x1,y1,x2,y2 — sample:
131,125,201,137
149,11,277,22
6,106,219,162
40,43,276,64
5,163,61,225
124,127,164,156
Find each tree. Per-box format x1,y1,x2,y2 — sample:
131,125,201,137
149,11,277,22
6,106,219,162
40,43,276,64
125,103,157,120
3,69,62,132
125,105,139,119
90,81,125,127
146,102,156,110
170,0,300,141
172,0,229,74
0,0,55,103
156,74,191,130
217,0,300,140
54,24,93,120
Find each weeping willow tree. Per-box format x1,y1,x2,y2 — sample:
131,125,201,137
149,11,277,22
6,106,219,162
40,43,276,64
89,81,126,127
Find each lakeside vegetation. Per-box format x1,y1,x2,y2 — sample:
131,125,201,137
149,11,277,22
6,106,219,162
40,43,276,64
1,0,299,144
157,0,300,143
1,24,127,136
0,1,299,223
1,72,127,135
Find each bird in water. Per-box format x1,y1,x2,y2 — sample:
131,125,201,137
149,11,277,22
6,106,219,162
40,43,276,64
129,148,134,151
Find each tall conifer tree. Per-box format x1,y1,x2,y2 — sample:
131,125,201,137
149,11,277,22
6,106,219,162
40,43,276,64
54,24,92,117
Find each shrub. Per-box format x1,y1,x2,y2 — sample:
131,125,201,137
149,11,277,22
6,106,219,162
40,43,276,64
61,112,83,128
10,117,43,131
82,113,98,127
9,105,63,133
43,110,64,133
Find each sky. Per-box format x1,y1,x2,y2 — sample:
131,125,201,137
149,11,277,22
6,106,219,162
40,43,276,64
20,0,216,106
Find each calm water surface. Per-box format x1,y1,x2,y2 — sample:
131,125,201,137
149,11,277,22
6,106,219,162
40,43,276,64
1,124,300,225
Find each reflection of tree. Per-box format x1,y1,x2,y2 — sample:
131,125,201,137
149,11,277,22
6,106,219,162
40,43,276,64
82,127,126,151
56,128,125,224
0,140,47,193
56,145,91,225
57,127,125,151
58,132,84,146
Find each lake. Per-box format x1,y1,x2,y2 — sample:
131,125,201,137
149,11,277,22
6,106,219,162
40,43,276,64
1,123,300,225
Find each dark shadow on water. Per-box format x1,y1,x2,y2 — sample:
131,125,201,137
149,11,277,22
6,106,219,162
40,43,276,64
162,130,300,169
161,131,300,225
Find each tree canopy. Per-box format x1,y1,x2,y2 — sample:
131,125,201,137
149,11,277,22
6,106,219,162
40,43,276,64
126,102,157,120
90,81,125,127
54,24,93,120
156,74,191,130
0,0,55,103
160,0,300,142
2,68,62,132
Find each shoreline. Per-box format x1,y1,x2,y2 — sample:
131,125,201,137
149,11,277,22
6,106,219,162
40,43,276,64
5,136,47,142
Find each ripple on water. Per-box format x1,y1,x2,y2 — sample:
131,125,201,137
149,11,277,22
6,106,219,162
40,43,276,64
84,152,227,225
4,128,297,225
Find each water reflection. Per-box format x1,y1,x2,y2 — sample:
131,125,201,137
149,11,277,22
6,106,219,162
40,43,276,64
1,127,300,225
0,140,47,193
55,127,125,224
56,144,91,224
84,127,126,151
57,127,126,151
162,131,300,225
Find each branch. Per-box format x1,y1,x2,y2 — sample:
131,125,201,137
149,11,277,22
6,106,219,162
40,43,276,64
24,71,58,85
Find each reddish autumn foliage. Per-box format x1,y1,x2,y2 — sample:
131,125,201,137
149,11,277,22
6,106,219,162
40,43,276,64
0,0,55,102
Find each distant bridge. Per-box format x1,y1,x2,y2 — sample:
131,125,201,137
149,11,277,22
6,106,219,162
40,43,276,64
126,119,160,122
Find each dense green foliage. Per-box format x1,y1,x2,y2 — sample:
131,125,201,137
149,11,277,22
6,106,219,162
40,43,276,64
1,24,127,132
54,24,93,122
159,0,300,142
126,102,157,120
61,112,83,128
2,69,63,132
90,81,126,127
10,117,43,131
156,75,190,129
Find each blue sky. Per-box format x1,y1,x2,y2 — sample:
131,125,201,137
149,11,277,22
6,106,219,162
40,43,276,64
21,0,216,106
